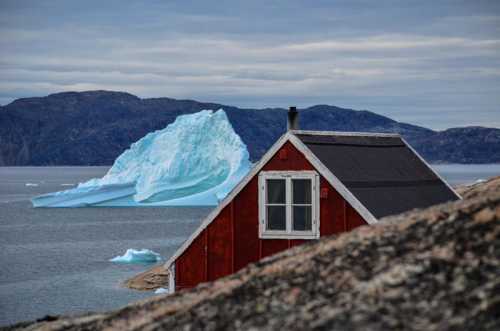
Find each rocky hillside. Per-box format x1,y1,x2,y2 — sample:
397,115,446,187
1,90,499,165
5,178,499,331
410,127,500,164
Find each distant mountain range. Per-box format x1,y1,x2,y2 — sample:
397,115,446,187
0,90,499,165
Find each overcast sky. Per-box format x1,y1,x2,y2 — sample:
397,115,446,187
1,0,499,129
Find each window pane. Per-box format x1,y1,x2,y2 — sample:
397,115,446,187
266,206,286,230
292,179,311,204
293,206,312,231
266,179,286,204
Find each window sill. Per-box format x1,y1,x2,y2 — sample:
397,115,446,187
259,232,319,240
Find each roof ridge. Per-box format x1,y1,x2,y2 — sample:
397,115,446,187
290,130,402,138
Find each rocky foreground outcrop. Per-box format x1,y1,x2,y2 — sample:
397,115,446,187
4,178,500,330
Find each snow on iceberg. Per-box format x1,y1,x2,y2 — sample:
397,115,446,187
31,109,252,207
110,249,162,263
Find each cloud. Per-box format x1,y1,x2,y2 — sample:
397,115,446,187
0,0,499,129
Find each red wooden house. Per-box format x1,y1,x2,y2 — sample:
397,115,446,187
165,108,460,292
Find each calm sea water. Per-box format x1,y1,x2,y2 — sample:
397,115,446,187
0,167,211,326
0,164,499,326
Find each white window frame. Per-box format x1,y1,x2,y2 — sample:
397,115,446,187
258,171,320,239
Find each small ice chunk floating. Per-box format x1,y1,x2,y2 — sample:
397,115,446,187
110,249,162,264
32,109,252,207
154,288,168,294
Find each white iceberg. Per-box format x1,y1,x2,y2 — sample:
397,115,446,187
110,249,162,263
31,109,252,207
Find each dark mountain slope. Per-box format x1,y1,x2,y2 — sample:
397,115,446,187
411,126,500,163
0,90,498,165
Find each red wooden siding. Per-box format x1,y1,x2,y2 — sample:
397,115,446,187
346,205,366,230
175,229,207,290
175,141,369,290
233,176,260,271
207,207,232,281
261,239,289,258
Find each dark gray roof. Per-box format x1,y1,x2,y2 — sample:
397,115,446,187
295,132,459,218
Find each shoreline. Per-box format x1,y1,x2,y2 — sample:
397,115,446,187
123,264,169,291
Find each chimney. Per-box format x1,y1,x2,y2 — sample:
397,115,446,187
287,106,299,131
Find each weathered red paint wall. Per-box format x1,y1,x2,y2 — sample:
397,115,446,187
233,176,260,271
175,229,206,290
207,207,232,281
175,141,368,291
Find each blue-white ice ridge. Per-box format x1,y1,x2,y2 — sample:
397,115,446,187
32,109,252,207
110,249,162,264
